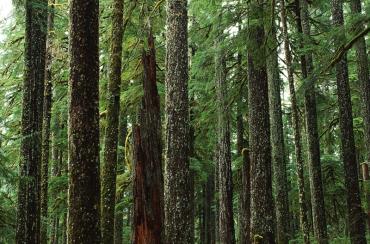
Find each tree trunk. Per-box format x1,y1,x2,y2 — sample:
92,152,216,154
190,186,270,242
280,0,310,242
350,0,370,230
101,0,124,242
114,113,127,244
215,29,235,244
236,55,251,244
267,14,291,244
68,0,101,242
132,33,164,244
164,0,192,242
247,1,275,242
331,0,367,243
298,1,328,242
16,0,48,243
40,1,55,243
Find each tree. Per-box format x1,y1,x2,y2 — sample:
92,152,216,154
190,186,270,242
350,0,370,229
101,0,124,242
280,0,310,242
215,21,235,244
331,0,367,243
247,0,275,242
68,0,101,242
132,32,164,244
267,10,291,243
40,1,55,243
164,0,192,242
16,0,48,243
298,1,328,242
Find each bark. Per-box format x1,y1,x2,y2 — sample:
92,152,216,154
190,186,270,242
267,16,291,244
247,1,275,242
101,0,124,242
114,113,127,244
40,2,55,243
280,0,310,242
298,1,328,242
132,33,164,244
164,0,192,242
331,0,367,243
16,0,48,243
68,0,101,243
215,31,235,244
350,0,370,228
236,55,251,244
206,173,216,244
214,149,220,244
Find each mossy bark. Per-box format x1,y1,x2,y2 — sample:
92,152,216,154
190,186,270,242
247,1,275,242
331,0,367,243
101,0,124,242
164,0,192,242
350,0,370,231
68,0,101,243
280,0,310,242
297,1,328,242
16,0,48,243
40,1,55,243
267,15,291,244
215,35,235,244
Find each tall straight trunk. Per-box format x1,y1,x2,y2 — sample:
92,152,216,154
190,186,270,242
204,173,216,244
280,0,310,242
298,1,328,242
247,1,275,242
101,0,124,242
331,0,367,243
68,0,101,242
114,113,127,244
215,26,235,244
164,0,192,242
40,2,55,243
214,149,220,243
267,16,291,244
133,33,164,244
16,0,48,243
351,0,370,230
236,55,251,244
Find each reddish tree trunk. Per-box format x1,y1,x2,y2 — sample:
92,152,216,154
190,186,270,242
133,33,164,244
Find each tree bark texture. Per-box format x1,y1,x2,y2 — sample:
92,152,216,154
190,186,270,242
16,0,48,243
68,0,101,243
101,0,124,242
280,1,310,242
351,0,370,228
298,1,328,242
164,0,192,242
132,33,164,244
331,0,367,243
350,0,370,163
114,112,127,244
236,55,251,244
247,1,275,242
215,30,235,244
40,1,55,243
267,18,291,244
